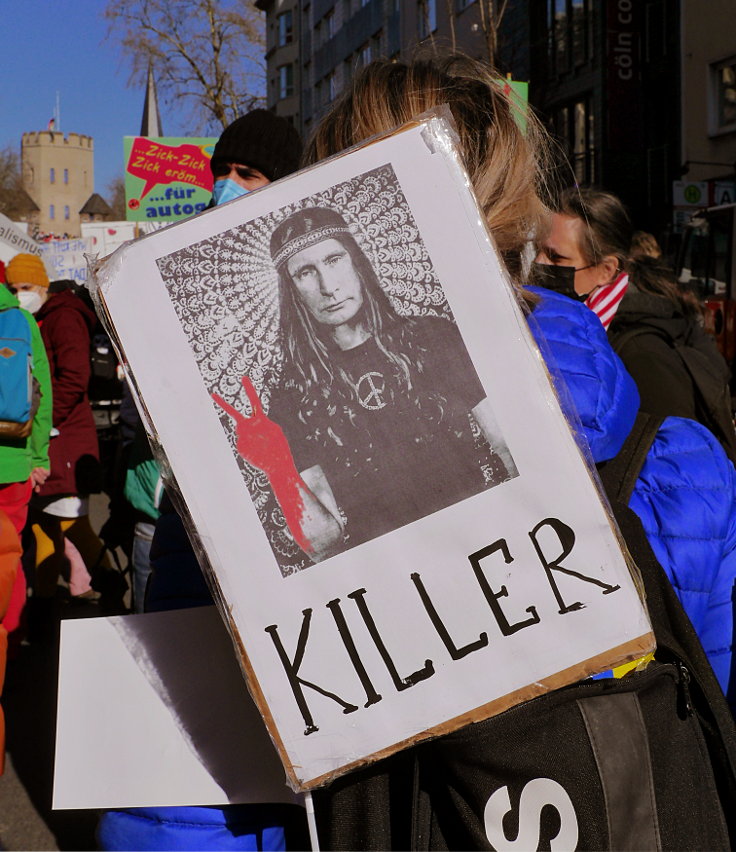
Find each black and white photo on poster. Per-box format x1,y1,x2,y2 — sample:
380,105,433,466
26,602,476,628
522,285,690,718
156,164,518,576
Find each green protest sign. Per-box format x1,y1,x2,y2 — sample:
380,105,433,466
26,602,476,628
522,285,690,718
495,79,529,133
124,136,217,222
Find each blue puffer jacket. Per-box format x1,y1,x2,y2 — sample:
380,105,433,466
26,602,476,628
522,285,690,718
99,288,736,851
528,286,736,704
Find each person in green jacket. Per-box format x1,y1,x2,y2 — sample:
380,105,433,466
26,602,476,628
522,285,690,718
1,253,53,644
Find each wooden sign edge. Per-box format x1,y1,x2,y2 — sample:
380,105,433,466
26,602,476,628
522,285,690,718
267,631,656,792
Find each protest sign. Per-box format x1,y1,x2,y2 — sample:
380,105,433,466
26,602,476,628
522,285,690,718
40,237,94,283
93,116,653,791
123,136,216,223
0,212,42,264
54,607,300,809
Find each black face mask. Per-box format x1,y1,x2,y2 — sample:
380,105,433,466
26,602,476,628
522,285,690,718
530,262,589,302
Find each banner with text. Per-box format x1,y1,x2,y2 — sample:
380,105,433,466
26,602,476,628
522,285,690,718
40,237,94,283
124,136,216,223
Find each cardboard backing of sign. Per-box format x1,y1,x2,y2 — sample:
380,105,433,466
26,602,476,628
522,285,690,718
91,115,654,792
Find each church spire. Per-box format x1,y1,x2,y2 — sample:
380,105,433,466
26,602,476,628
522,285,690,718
140,63,163,137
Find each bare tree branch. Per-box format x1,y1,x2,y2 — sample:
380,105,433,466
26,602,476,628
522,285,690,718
476,0,509,68
105,0,265,133
0,145,31,219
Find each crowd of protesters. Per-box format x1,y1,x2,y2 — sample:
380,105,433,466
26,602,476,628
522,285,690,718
1,54,735,851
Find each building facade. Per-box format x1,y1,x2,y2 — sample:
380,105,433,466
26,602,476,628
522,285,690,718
258,0,531,141
256,0,733,249
256,0,301,127
679,0,736,200
530,0,682,242
21,131,95,237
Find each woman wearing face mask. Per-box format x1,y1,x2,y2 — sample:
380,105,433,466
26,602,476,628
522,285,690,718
1,253,52,649
533,187,631,325
536,188,736,462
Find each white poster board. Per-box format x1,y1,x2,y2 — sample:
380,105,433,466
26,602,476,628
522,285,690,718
92,117,653,791
54,607,300,809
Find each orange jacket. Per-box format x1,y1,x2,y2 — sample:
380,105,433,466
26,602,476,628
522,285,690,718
0,511,21,774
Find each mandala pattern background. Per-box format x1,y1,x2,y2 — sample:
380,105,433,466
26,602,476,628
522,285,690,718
156,163,455,576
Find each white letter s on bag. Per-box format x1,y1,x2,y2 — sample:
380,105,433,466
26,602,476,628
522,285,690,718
484,777,578,851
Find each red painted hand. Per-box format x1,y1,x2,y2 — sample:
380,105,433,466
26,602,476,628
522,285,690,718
212,376,296,481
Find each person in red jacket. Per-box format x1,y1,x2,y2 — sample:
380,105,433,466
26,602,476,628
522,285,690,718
28,281,121,629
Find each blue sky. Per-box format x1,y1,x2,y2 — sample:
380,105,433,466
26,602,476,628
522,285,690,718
0,0,195,201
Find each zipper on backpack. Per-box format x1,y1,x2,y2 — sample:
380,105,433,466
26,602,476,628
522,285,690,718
677,662,694,716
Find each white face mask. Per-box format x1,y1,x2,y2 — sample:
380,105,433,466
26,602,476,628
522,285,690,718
17,290,43,314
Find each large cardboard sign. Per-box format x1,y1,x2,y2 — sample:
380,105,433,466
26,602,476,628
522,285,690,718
123,136,216,222
94,117,653,791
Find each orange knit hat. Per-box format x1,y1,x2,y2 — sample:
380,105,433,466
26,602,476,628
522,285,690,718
5,253,49,289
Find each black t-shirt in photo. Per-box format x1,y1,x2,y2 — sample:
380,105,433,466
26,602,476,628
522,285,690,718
269,315,496,549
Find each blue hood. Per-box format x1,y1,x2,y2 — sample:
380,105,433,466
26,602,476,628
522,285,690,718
526,286,640,463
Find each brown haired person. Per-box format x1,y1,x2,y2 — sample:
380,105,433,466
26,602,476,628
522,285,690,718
302,57,736,850
534,186,632,327
536,187,736,462
630,229,663,260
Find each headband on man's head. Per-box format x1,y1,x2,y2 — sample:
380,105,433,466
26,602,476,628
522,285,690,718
270,206,353,270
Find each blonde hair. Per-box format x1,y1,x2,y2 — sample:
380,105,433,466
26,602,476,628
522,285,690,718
304,56,552,286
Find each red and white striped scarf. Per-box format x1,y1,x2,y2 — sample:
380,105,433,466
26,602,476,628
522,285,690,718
585,272,629,329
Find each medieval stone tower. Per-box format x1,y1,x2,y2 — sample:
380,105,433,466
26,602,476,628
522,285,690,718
21,131,94,237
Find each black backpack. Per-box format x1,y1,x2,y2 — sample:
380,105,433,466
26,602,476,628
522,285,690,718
89,331,123,405
314,413,736,851
611,322,736,465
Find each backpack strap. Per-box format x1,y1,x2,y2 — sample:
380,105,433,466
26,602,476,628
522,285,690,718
597,412,664,505
609,324,655,357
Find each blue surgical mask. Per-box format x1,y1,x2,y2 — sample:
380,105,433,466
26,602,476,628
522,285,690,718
212,178,250,206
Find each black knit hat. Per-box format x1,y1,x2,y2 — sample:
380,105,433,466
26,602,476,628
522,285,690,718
210,109,302,182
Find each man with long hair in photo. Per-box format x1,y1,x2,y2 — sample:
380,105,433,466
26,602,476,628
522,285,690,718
214,206,516,561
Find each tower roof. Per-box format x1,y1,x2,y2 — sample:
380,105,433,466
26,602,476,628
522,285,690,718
79,193,112,216
140,64,164,137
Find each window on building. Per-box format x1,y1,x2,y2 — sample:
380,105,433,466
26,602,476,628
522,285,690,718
359,43,372,67
361,0,370,7
49,167,55,184
548,0,592,76
278,64,295,99
64,205,70,220
418,0,437,38
63,168,69,184
49,204,55,220
710,56,736,135
325,9,335,38
554,0,568,73
552,98,596,184
278,10,293,45
456,0,475,10
571,0,590,66
327,70,338,102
